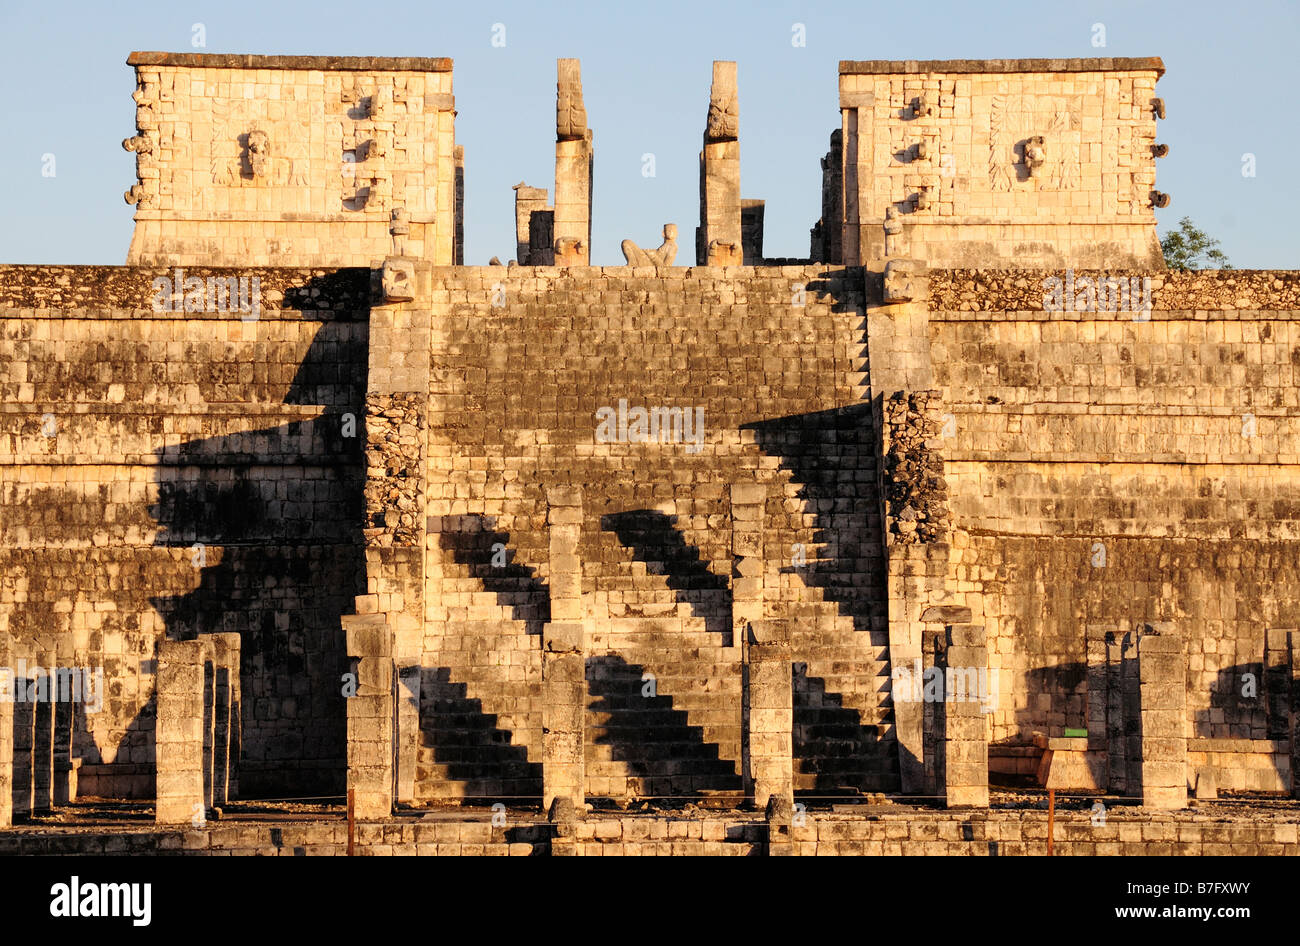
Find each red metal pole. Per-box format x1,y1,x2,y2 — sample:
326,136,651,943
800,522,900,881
347,788,355,857
1047,788,1055,857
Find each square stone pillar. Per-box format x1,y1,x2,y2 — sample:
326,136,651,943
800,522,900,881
1288,630,1300,800
553,59,592,266
31,655,55,814
394,614,423,806
198,639,216,811
730,483,765,648
209,633,241,807
1138,627,1187,809
1265,628,1291,741
10,667,35,819
0,640,13,827
697,61,742,266
155,640,207,825
513,183,552,265
543,486,585,813
744,621,793,811
344,613,395,820
943,623,989,808
53,663,76,806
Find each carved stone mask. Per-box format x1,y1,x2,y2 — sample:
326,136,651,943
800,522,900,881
246,130,271,179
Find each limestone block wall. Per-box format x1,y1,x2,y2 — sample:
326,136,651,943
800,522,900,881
420,265,895,803
0,265,369,797
928,269,1300,785
123,53,458,268
837,58,1166,269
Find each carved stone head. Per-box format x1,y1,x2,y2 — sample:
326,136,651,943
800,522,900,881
1024,135,1046,176
706,94,739,141
381,258,416,303
246,130,271,179
883,259,928,304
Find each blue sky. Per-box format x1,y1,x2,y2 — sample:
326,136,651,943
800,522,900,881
2,0,1295,267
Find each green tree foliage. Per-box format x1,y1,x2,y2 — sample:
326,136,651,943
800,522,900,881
1161,216,1232,270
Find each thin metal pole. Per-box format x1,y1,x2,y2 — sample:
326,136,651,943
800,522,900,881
347,788,355,856
1047,788,1055,857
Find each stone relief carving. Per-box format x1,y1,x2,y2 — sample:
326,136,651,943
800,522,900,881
556,60,587,141
621,224,678,267
989,95,1080,191
246,130,271,179
132,78,159,131
705,69,739,142
390,207,410,257
211,129,306,187
705,239,742,266
123,184,151,207
370,86,392,121
1024,135,1046,176
883,259,927,303
208,102,308,190
554,237,586,266
381,257,416,303
883,206,904,257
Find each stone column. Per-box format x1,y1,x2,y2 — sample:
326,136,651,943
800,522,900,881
943,623,989,807
1138,627,1187,809
344,613,395,820
729,483,765,648
155,640,207,825
553,59,592,266
210,633,241,807
31,655,55,814
394,614,423,806
813,129,843,263
543,486,585,813
356,259,430,812
1290,630,1300,800
1265,628,1291,741
697,61,742,266
740,199,764,265
454,144,465,266
0,640,13,827
513,183,552,265
199,639,215,811
745,621,793,812
10,664,35,819
52,664,75,806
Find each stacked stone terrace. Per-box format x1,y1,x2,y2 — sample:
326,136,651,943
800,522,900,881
1,50,1298,849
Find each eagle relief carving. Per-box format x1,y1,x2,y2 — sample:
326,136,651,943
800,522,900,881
989,95,1081,192
208,101,307,191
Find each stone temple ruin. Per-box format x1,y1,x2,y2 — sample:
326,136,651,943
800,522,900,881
1,50,1299,855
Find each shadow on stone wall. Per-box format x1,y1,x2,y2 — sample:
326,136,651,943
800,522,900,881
793,663,896,797
145,275,368,797
586,654,741,805
746,403,881,632
417,666,543,804
600,511,732,642
437,515,549,636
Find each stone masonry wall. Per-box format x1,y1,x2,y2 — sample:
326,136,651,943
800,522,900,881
123,53,458,268
420,265,895,803
0,265,369,797
838,59,1166,268
0,807,1296,856
929,268,1300,782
